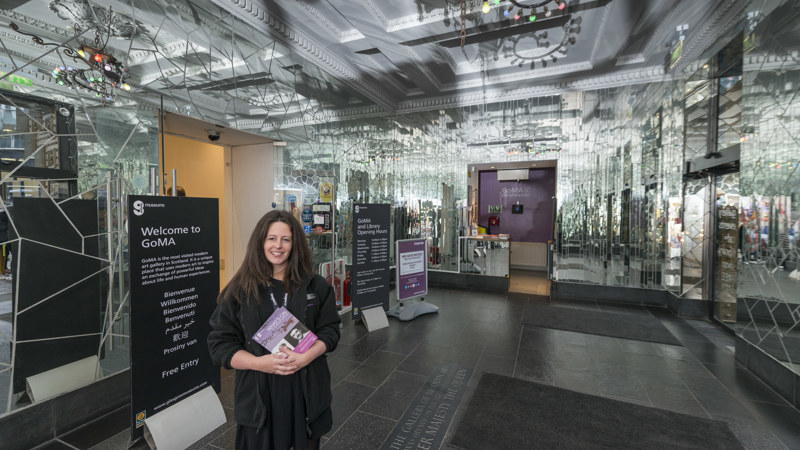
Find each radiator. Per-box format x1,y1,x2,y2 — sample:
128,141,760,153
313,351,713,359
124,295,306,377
510,242,548,268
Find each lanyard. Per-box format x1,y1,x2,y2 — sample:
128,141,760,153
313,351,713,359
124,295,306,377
267,285,288,309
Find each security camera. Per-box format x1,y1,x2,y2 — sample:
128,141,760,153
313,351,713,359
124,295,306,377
207,129,221,141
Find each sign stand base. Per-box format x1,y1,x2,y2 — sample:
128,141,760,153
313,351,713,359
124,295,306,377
361,305,389,332
143,386,225,450
26,355,98,402
387,298,439,322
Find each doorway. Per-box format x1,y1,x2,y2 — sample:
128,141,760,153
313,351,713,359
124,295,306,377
160,135,226,284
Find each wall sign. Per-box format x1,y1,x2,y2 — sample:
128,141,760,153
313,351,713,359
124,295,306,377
128,195,220,440
320,182,333,203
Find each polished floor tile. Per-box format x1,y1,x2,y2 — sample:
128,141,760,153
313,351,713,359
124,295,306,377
40,285,800,449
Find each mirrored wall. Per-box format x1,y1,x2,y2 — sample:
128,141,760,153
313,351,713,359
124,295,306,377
0,0,380,417
0,0,798,421
737,0,800,373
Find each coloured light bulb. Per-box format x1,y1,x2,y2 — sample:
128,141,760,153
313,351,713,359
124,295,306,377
482,1,490,14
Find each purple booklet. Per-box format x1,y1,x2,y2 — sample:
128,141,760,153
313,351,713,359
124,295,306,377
252,307,317,354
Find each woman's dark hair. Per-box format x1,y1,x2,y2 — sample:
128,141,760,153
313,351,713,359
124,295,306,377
218,210,312,304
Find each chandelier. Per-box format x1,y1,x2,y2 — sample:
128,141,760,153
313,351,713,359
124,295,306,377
9,6,132,104
485,0,566,21
459,0,573,48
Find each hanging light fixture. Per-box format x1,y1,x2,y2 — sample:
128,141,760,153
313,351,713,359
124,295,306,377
459,0,575,50
9,6,133,104
501,1,567,23
504,14,582,69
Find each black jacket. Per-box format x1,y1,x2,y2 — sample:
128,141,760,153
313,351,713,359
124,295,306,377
207,274,341,429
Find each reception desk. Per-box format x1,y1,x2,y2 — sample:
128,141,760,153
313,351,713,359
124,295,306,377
459,236,510,277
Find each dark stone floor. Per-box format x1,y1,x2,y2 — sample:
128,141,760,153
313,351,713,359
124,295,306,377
35,285,800,449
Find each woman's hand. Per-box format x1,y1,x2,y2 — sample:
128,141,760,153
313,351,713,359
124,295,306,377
230,349,297,375
276,347,312,374
275,340,328,374
256,352,299,375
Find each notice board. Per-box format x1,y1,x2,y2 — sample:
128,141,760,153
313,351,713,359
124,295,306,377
396,238,427,302
128,195,220,440
351,203,390,319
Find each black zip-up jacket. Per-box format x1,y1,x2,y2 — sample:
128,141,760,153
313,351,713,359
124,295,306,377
207,274,341,430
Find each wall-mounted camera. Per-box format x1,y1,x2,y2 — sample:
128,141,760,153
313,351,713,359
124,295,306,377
207,129,221,141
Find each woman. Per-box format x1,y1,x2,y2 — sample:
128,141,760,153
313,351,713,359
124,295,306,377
208,210,341,450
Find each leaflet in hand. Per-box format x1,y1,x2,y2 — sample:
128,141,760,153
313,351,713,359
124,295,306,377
252,306,317,354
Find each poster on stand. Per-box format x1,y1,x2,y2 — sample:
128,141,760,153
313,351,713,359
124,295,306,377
128,195,220,441
351,203,390,318
396,238,427,302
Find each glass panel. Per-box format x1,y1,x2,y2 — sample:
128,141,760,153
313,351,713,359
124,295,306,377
713,172,740,323
717,34,743,152
684,64,712,161
738,0,800,374
682,177,710,299
458,237,510,276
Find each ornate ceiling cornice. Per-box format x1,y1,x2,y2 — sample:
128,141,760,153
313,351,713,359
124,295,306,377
292,0,364,43
393,65,667,114
363,0,388,30
384,3,449,33
0,9,73,39
249,64,668,133
221,0,398,111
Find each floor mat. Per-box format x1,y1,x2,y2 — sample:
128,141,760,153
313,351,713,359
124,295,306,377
449,373,744,450
522,303,682,346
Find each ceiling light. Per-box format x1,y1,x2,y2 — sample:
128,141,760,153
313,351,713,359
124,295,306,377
10,12,132,105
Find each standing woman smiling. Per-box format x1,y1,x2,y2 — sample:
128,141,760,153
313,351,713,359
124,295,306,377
208,210,340,450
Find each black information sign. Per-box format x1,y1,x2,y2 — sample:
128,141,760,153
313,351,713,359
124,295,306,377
128,195,220,440
351,203,390,319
